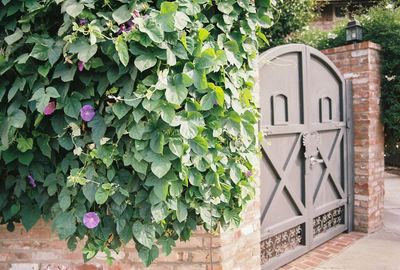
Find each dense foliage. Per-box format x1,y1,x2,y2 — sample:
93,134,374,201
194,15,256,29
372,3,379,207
261,0,321,49
0,0,272,265
292,2,400,156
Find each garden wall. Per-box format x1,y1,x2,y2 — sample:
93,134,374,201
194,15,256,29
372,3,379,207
0,176,261,270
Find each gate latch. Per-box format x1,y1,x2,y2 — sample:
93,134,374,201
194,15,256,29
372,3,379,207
303,132,322,168
310,157,324,165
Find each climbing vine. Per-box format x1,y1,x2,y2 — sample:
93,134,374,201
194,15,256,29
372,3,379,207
0,0,272,266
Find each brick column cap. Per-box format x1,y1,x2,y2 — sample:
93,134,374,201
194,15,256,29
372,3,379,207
322,41,381,55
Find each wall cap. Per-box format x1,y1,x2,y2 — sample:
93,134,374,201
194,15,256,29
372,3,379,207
321,41,381,54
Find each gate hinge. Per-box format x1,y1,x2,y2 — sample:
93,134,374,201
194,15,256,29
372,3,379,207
347,193,353,205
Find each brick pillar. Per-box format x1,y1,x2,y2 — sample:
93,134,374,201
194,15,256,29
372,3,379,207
322,41,385,233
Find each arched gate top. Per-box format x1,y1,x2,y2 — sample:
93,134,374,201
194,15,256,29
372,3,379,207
258,44,344,83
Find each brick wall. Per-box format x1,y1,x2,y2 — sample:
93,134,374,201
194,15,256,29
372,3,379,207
0,220,226,270
322,41,385,233
0,170,261,270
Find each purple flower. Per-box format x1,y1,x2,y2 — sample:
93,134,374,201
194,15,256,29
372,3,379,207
27,174,36,188
43,101,56,116
83,212,100,229
79,18,88,26
246,171,253,178
132,9,140,18
80,104,95,122
126,20,135,31
77,61,85,72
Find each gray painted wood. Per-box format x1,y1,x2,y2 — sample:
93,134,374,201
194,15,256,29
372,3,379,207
259,44,353,270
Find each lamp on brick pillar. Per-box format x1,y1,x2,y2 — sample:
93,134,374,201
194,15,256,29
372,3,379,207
346,19,363,44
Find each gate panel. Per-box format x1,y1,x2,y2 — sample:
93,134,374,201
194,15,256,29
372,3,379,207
259,45,352,269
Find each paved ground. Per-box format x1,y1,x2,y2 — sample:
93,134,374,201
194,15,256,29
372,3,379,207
313,172,400,270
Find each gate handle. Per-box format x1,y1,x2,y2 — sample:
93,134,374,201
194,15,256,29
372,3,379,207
310,157,324,164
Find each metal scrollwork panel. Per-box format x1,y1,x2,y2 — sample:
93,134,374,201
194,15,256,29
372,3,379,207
313,206,345,236
261,225,303,264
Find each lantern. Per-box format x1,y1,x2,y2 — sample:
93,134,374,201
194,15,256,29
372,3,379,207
346,20,363,43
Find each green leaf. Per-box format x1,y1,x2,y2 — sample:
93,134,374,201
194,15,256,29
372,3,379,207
175,12,190,30
198,28,210,42
83,183,97,204
223,208,241,227
194,48,216,69
139,19,164,43
95,188,109,205
53,212,76,240
151,203,168,222
214,86,225,106
64,97,81,119
112,5,131,25
138,245,159,267
134,55,157,72
160,105,175,124
5,28,23,45
8,109,26,128
165,84,188,105
87,115,106,146
176,200,187,222
217,2,234,14
189,169,202,186
97,145,114,167
151,157,171,178
158,237,175,256
115,36,129,67
166,46,176,66
8,77,26,101
189,136,208,156
30,87,60,113
16,138,33,152
58,189,71,211
160,2,178,14
38,63,51,77
153,180,169,201
179,113,204,139
30,44,48,61
200,92,215,111
132,221,156,249
37,136,51,158
53,63,76,82
65,3,84,17
20,205,41,231
199,206,212,225
193,69,208,90
112,103,131,119
150,132,164,154
170,181,182,197
168,138,183,157
18,152,34,166
69,38,98,62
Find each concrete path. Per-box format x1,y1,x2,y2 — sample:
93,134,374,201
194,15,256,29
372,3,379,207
314,172,400,270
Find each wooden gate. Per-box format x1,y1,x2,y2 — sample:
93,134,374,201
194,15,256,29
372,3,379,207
258,44,353,269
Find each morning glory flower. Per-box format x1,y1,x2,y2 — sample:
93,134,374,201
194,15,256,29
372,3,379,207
27,174,36,188
79,18,88,26
133,9,140,18
83,212,100,229
246,171,253,177
77,61,85,72
43,101,56,116
80,105,95,122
